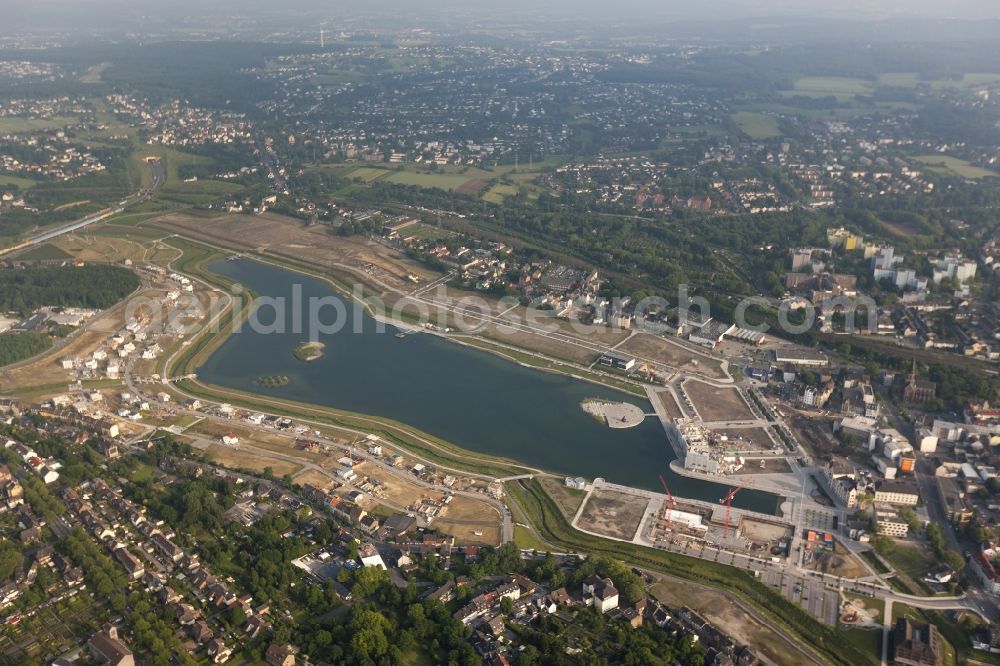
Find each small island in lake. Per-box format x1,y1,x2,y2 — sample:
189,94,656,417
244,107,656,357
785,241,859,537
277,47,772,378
254,375,290,388
293,341,326,362
581,399,645,429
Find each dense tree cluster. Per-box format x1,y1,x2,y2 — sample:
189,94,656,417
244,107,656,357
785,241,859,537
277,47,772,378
0,264,139,313
296,581,479,665
0,332,51,366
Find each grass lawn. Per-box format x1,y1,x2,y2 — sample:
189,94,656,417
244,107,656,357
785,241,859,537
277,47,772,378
158,179,240,205
883,543,935,577
841,628,882,666
514,524,550,551
0,115,76,133
130,145,214,189
731,111,782,139
384,170,477,190
347,166,391,182
482,182,519,204
11,243,72,261
912,154,997,180
0,174,42,190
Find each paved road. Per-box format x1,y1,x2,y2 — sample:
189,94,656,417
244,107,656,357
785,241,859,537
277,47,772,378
0,159,164,256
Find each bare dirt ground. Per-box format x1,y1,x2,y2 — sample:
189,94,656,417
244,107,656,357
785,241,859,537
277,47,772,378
203,443,302,477
684,380,755,422
650,578,812,666
739,457,793,474
577,489,646,541
354,461,445,508
806,542,870,579
293,469,337,489
649,389,685,418
538,476,587,519
189,421,331,465
741,518,793,543
150,212,440,292
53,234,152,265
433,519,501,546
618,333,727,379
478,328,598,363
713,426,772,444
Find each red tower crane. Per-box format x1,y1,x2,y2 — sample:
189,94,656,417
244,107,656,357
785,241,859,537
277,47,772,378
719,481,746,539
659,474,677,529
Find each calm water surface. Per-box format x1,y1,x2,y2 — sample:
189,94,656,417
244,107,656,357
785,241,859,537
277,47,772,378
198,259,781,514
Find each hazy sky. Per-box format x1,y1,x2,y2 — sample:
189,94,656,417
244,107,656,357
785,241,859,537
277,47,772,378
4,0,1000,18
3,0,1000,33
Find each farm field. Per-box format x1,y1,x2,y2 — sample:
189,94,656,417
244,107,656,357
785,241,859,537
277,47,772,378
0,116,77,133
482,182,519,204
787,76,875,97
157,179,240,206
683,379,755,422
346,166,390,182
384,170,479,190
0,174,41,190
731,111,782,139
10,242,72,262
912,154,997,180
877,71,1000,89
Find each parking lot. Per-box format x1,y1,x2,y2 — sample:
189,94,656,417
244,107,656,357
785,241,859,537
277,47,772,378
762,569,840,625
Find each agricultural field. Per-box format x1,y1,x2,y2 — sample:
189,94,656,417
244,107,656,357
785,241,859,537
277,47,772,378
157,179,240,206
683,379,755,422
346,166,390,182
877,71,1000,90
576,488,646,541
10,242,72,262
384,170,481,191
0,174,41,190
731,111,782,139
912,154,997,180
0,116,77,134
786,77,875,97
482,182,519,204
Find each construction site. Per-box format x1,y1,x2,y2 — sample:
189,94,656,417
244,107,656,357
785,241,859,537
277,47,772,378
644,475,791,557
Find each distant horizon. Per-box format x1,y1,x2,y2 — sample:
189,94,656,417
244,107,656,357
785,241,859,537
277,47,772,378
2,0,1000,36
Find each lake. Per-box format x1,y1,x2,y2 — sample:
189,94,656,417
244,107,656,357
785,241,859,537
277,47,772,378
198,258,781,514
